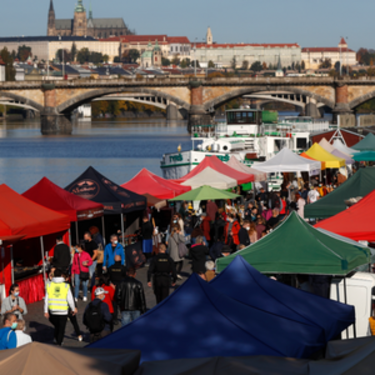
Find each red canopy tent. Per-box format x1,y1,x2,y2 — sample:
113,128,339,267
0,184,71,303
315,189,375,241
23,177,104,222
175,156,255,185
121,169,191,199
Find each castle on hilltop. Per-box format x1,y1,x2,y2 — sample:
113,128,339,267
47,0,131,38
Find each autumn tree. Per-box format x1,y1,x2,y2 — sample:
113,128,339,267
17,45,32,62
208,60,215,68
319,58,332,69
0,48,16,81
301,61,305,70
262,62,267,70
241,60,249,70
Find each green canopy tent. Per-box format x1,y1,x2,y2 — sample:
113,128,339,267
304,168,375,219
352,133,375,151
169,185,240,202
216,212,370,275
352,151,375,162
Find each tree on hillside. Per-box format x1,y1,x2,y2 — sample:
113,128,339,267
71,42,77,62
0,48,16,81
191,60,200,68
77,48,90,64
301,60,305,70
319,58,332,69
128,49,140,63
56,49,71,63
262,62,267,70
17,45,32,62
180,59,188,68
208,60,215,68
230,57,237,70
162,57,171,66
250,61,262,72
241,60,249,70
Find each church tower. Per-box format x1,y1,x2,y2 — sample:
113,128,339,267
47,0,56,36
73,0,87,36
87,2,95,37
206,27,213,45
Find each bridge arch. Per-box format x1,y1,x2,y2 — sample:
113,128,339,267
57,87,191,114
349,90,375,110
0,91,43,112
203,86,335,111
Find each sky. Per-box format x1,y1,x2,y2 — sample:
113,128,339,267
0,0,373,51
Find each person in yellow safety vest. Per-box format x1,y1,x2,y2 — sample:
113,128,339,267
44,269,76,346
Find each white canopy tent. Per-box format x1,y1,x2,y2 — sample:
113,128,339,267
181,167,237,189
332,139,360,157
252,148,321,175
226,156,267,182
319,138,337,153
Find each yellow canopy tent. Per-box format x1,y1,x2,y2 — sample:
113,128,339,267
305,143,346,169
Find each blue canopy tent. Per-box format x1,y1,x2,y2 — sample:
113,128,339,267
211,256,355,341
89,274,325,362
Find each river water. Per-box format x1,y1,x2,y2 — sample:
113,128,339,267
0,118,191,193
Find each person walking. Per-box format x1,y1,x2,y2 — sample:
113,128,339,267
1,284,28,320
190,236,209,274
147,244,176,304
44,269,76,346
52,236,71,274
141,216,154,259
84,231,98,290
206,199,218,222
116,268,147,326
167,225,185,280
83,287,112,343
15,320,32,348
103,234,125,272
224,213,241,252
0,313,18,350
71,242,92,302
92,274,115,329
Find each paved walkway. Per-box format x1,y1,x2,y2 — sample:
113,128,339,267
24,260,192,347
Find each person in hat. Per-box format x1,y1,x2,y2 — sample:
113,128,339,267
83,287,112,343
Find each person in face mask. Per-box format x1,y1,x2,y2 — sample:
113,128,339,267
15,319,32,348
1,284,28,320
103,234,125,273
0,313,18,350
238,220,251,248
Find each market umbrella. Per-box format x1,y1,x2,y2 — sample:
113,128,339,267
352,151,375,162
216,212,371,275
352,132,375,151
169,185,240,201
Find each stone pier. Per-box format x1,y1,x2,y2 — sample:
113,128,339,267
187,81,212,132
332,82,354,124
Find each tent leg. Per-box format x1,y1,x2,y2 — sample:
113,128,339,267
75,221,79,245
40,236,47,288
10,245,14,285
121,213,125,247
344,277,351,339
68,228,72,247
101,216,106,245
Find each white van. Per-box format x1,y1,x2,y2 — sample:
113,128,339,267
330,272,375,339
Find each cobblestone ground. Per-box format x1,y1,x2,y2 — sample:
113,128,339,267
24,260,192,348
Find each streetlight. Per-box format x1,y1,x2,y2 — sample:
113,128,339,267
194,37,197,77
346,36,349,76
339,36,343,76
59,35,65,80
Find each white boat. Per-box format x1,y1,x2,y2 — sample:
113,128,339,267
161,109,334,180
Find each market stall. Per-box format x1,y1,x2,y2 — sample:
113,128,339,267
332,139,360,156
304,143,346,169
23,177,104,244
352,151,375,162
352,132,375,151
0,184,71,303
304,168,375,219
65,167,146,244
226,156,267,182
170,185,240,202
319,138,355,165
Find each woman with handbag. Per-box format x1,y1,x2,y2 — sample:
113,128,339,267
167,225,185,280
72,242,93,302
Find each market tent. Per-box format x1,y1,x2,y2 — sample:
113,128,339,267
211,256,355,341
319,138,337,153
23,177,104,222
300,152,326,170
169,185,239,201
353,151,375,162
0,184,70,239
331,149,355,164
65,166,146,215
332,139,360,156
121,169,190,200
89,273,326,361
315,189,375,241
181,167,237,189
142,193,167,209
135,356,310,375
252,148,321,175
352,132,375,151
0,342,141,375
226,156,267,182
304,168,375,219
215,212,370,275
175,156,254,185
304,143,346,168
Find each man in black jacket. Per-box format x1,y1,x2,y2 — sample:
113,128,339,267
115,268,146,326
52,236,71,274
147,244,176,304
190,236,209,274
238,220,251,247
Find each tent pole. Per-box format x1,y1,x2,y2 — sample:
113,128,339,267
10,245,14,285
343,277,351,339
40,236,47,288
68,228,72,247
121,213,125,247
75,221,79,244
101,216,106,245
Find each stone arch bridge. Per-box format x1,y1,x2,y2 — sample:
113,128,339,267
0,77,374,134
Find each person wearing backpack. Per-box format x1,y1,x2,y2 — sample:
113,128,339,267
83,287,112,343
167,225,185,280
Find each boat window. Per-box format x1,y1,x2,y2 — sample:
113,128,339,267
227,111,256,125
296,138,307,149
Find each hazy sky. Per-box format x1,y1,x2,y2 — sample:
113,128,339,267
0,0,373,51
